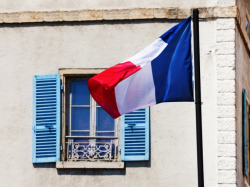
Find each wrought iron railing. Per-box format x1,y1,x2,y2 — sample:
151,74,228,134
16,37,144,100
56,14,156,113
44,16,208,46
66,138,118,161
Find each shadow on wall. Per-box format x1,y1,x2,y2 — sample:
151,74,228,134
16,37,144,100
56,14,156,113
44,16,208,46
33,163,56,168
0,18,179,29
32,160,150,176
57,168,126,175
55,156,151,175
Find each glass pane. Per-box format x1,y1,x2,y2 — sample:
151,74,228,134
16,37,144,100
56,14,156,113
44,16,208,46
71,107,90,132
71,132,89,143
71,132,89,136
73,139,88,143
72,81,90,105
96,107,115,132
96,132,114,137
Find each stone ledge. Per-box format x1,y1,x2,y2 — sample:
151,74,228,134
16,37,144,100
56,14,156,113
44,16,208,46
59,68,106,75
56,161,124,169
0,6,237,23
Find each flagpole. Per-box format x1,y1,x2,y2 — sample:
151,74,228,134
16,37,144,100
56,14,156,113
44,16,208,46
193,9,204,187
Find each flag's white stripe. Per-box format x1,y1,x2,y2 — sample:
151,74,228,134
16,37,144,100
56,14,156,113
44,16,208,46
121,38,168,67
115,38,167,115
115,62,156,115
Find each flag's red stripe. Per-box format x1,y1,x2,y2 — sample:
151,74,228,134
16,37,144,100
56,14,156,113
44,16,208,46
88,61,141,118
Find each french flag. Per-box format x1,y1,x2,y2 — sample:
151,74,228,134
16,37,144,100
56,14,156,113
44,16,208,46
88,17,193,119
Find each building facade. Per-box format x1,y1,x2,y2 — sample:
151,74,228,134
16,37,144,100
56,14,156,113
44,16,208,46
0,0,249,186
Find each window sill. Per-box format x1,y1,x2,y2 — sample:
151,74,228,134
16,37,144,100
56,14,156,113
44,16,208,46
56,161,124,169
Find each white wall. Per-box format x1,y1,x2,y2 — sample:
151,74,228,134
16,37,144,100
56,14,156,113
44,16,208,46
216,18,236,187
0,20,217,187
0,0,235,13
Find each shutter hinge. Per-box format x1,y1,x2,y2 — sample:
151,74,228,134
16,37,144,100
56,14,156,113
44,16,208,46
60,146,63,151
61,85,63,90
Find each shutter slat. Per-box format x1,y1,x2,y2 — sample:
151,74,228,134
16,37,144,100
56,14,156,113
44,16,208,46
124,121,145,123
36,85,57,89
36,141,57,144
36,109,57,112
36,90,57,93
32,74,61,163
121,107,149,161
36,112,57,115
125,146,145,148
36,115,57,119
36,154,57,157
36,147,56,150
36,94,57,97
36,143,57,147
36,100,56,103
36,103,56,106
125,142,145,147
36,150,57,153
36,122,56,125
36,106,57,108
37,97,57,101
124,136,145,139
36,135,56,138
125,133,145,135
125,150,145,153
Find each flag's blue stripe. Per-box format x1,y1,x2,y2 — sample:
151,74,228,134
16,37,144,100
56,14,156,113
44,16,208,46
151,17,194,103
159,18,187,44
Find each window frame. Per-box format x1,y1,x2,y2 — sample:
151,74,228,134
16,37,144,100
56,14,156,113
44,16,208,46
59,69,121,162
66,77,118,139
245,96,250,184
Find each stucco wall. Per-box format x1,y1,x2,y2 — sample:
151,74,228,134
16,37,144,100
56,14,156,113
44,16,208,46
0,0,235,13
0,20,217,186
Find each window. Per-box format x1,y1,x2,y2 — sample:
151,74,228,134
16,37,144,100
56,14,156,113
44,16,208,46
32,69,150,169
66,78,118,161
243,89,250,184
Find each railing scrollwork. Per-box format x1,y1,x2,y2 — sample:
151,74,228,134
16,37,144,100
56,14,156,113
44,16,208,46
67,138,118,161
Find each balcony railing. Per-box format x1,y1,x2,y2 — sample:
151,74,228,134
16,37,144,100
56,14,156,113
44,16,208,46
66,137,118,161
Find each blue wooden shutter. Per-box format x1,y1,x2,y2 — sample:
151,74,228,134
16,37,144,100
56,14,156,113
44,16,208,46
243,89,247,175
121,107,149,161
32,74,61,163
